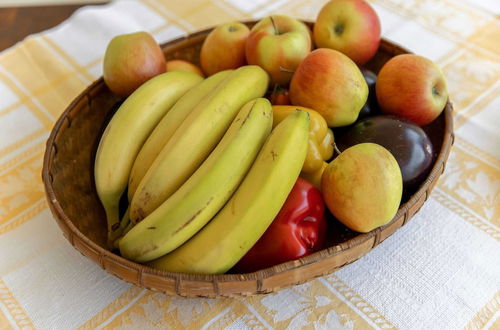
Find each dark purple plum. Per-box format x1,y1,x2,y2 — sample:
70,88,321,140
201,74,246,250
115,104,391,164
363,68,377,85
336,115,435,197
358,68,380,120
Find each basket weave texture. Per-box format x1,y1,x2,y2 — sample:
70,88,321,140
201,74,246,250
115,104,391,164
42,21,454,298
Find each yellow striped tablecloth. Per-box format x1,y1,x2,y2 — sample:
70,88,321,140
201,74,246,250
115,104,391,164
1,0,499,328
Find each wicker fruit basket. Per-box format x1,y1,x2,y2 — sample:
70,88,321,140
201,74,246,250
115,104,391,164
42,21,454,298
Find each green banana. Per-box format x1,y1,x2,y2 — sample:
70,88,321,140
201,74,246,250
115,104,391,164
129,65,269,223
127,70,232,200
94,71,203,244
148,110,310,274
120,98,273,262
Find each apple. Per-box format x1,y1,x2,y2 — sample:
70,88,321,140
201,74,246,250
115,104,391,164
289,48,368,127
337,115,435,197
103,32,166,97
313,0,381,65
166,59,204,77
376,54,448,126
322,143,402,233
246,15,312,86
200,22,250,76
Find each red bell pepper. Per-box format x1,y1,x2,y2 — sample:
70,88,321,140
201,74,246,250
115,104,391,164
233,178,327,273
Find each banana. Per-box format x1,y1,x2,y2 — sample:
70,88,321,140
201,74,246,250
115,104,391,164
110,206,133,250
111,206,131,250
148,110,310,274
129,65,269,223
94,71,203,244
127,70,232,199
120,98,273,262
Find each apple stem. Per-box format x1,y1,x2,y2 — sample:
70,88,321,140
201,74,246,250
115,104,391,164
271,83,278,95
279,66,295,73
270,16,279,35
432,85,440,96
333,141,342,156
334,23,345,36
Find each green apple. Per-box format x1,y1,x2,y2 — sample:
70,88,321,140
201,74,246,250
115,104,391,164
321,143,402,232
246,15,312,86
103,32,166,97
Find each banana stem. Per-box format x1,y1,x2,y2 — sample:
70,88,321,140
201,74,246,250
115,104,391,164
105,203,121,247
108,205,131,249
112,237,122,250
122,219,135,236
111,219,135,250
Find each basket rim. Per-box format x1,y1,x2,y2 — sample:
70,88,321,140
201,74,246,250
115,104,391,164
41,21,454,294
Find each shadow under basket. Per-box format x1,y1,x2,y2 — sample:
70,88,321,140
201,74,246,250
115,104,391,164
42,21,454,298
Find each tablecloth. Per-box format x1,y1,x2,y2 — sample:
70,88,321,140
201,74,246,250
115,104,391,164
0,0,499,329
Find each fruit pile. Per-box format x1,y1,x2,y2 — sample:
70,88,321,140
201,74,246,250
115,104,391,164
95,0,448,274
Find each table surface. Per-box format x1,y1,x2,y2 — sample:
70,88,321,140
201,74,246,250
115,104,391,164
0,0,498,329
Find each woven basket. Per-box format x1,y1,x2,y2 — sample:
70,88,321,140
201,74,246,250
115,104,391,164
42,21,454,298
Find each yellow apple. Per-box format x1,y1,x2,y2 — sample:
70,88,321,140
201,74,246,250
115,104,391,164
166,59,204,77
322,143,402,232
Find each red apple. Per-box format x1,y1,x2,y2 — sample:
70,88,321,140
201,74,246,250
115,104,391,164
103,32,166,97
166,59,204,77
313,0,381,65
376,54,448,126
200,22,250,76
289,48,368,127
246,15,312,86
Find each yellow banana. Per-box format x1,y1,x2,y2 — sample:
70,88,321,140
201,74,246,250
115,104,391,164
148,110,310,274
94,71,203,244
120,98,273,262
127,70,232,199
129,65,269,222
272,105,334,174
111,206,131,250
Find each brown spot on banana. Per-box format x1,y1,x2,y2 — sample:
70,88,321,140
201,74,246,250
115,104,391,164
172,196,214,235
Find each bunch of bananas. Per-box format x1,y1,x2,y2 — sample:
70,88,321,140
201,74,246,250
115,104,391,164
94,65,310,274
